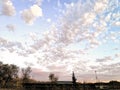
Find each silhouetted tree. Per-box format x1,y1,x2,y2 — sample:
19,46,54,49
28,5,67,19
21,66,32,83
49,73,58,83
72,72,77,90
72,71,77,84
0,63,19,87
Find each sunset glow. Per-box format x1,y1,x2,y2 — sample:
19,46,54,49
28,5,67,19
0,0,120,82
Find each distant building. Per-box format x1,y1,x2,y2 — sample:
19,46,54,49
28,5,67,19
23,72,120,90
22,72,96,90
23,72,80,90
23,81,79,90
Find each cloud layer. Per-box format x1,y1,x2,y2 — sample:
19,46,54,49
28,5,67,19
0,0,120,82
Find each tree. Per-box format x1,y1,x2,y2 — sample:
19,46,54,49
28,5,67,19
49,73,58,83
0,63,19,87
21,66,32,83
0,62,4,87
72,72,77,84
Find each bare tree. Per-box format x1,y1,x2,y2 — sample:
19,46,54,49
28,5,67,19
21,66,32,83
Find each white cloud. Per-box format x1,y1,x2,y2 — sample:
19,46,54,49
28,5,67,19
21,4,42,25
16,0,119,77
96,56,113,63
29,32,37,40
47,18,51,23
2,0,16,16
115,53,120,58
0,37,23,53
0,0,120,81
94,0,108,14
6,24,15,31
105,13,111,22
31,5,42,17
25,0,120,73
113,21,120,26
82,12,95,25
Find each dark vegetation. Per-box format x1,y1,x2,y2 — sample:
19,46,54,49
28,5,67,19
49,73,58,83
1,61,120,90
0,61,36,88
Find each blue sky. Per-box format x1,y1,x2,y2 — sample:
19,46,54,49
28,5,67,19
0,0,120,82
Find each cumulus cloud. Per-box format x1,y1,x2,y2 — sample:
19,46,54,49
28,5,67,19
21,4,42,25
2,0,16,16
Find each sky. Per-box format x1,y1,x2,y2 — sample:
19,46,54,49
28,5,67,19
0,0,120,82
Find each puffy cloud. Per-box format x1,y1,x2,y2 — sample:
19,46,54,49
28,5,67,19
0,0,118,81
24,61,34,66
6,24,15,31
94,0,108,14
30,5,42,16
115,53,120,58
24,0,120,75
21,4,42,25
105,13,111,22
113,21,120,26
96,56,113,63
56,0,120,47
29,32,38,40
30,29,58,51
97,63,120,74
2,0,16,16
0,37,23,53
82,12,96,25
0,0,119,82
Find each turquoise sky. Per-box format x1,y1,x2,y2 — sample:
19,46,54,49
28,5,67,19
0,0,120,82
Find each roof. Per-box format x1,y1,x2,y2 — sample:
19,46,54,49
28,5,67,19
56,81,73,84
23,81,73,86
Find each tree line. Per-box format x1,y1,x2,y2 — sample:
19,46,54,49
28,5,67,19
0,61,35,88
0,61,59,88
